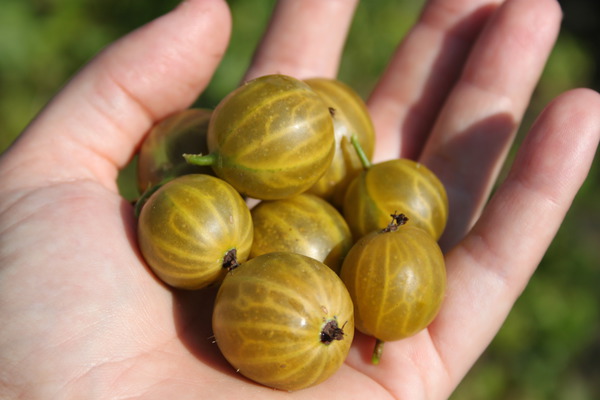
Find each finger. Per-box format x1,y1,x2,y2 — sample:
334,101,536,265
244,0,359,81
368,0,502,162
419,0,563,250
0,0,231,192
430,88,600,393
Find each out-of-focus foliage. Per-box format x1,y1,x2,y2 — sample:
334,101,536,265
0,1,598,398
0,0,179,152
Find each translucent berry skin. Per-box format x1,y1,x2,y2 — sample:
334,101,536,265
212,252,354,392
207,74,335,200
250,193,353,274
305,78,375,208
339,225,446,341
136,108,213,193
137,174,253,290
343,159,448,240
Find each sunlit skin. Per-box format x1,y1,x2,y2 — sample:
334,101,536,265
0,0,599,399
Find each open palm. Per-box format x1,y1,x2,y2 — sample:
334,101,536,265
1,0,599,399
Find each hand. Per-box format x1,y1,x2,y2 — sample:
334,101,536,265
1,0,598,399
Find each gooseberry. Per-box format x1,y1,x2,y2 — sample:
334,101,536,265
250,193,353,274
343,153,448,240
305,78,375,208
136,174,253,290
185,74,335,200
339,213,446,364
136,108,213,193
212,252,354,391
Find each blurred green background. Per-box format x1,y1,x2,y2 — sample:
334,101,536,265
1,0,598,398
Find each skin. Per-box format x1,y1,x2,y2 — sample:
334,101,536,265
0,0,598,399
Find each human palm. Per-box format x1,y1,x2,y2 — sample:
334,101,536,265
1,0,599,399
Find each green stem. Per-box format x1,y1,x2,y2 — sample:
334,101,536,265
183,152,218,166
350,135,371,169
371,339,385,365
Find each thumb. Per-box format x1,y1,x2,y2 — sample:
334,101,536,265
1,0,231,192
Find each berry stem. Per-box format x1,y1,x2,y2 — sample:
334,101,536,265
320,319,346,345
372,339,385,365
381,212,409,233
183,152,218,166
350,135,372,169
223,248,239,271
